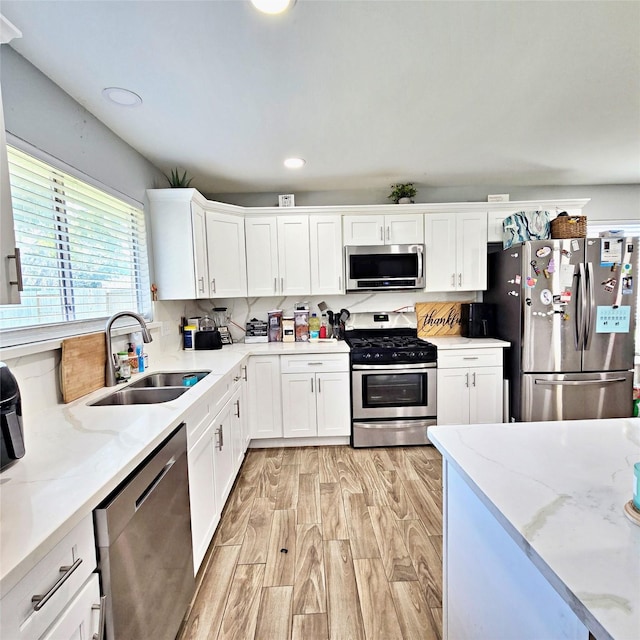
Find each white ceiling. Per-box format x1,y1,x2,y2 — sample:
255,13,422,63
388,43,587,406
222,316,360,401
2,1,639,195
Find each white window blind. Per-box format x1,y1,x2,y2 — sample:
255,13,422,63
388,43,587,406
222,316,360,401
1,146,151,334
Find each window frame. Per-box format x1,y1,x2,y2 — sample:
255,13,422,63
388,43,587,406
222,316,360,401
0,136,153,348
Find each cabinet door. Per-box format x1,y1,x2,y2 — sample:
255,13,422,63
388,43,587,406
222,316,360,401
281,373,317,438
436,368,470,425
230,387,245,473
245,217,279,296
188,424,218,573
343,215,384,245
386,214,424,245
213,402,236,510
39,575,102,640
457,212,488,291
191,201,210,299
310,215,344,294
316,371,350,436
0,85,19,304
206,211,247,297
277,216,310,295
469,366,503,423
247,356,283,438
424,213,457,292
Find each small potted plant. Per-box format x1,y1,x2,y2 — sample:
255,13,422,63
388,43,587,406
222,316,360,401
165,168,193,188
388,183,417,204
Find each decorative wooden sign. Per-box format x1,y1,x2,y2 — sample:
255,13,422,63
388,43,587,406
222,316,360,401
416,302,463,337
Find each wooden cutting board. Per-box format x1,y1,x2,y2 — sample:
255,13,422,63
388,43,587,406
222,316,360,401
416,302,463,337
61,333,107,403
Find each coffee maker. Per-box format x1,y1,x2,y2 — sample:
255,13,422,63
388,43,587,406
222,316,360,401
1,363,25,470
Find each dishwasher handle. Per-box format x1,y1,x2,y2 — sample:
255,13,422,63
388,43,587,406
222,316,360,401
135,456,176,511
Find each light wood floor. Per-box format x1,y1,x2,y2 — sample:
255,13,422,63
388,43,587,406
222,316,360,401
180,445,443,640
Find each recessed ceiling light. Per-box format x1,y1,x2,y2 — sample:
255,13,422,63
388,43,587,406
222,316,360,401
102,87,143,107
251,0,295,15
284,157,305,169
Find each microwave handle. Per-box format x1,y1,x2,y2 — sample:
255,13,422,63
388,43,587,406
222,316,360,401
417,247,423,280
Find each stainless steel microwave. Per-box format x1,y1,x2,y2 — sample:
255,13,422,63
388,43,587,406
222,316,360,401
345,244,425,291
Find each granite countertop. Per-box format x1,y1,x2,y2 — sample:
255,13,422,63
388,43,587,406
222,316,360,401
0,340,349,597
429,418,640,640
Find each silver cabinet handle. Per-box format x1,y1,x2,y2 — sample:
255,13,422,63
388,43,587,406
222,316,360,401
211,278,216,293
274,277,277,294
8,247,24,291
458,273,462,287
380,226,384,242
463,356,479,360
235,399,240,418
451,273,455,287
92,595,107,640
465,372,469,388
317,378,321,393
338,276,342,290
242,365,247,381
216,426,223,450
32,558,83,611
311,377,314,393
472,372,476,387
386,226,390,242
281,277,284,292
198,276,205,293
307,362,323,366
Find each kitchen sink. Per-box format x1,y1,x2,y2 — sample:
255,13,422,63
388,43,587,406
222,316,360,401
127,370,210,389
90,387,189,406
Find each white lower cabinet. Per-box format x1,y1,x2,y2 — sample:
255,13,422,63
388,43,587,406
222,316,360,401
280,355,350,438
213,395,236,513
437,349,504,425
39,574,102,640
247,356,283,439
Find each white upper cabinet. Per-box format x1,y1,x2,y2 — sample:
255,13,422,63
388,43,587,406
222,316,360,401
245,216,310,296
309,214,344,295
424,211,487,292
148,190,210,300
0,17,22,304
343,213,424,246
205,209,247,298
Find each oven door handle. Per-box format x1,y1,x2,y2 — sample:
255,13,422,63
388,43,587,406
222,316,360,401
352,362,436,370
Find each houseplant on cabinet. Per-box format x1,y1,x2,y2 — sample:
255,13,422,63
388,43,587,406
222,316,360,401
388,183,417,204
165,168,193,188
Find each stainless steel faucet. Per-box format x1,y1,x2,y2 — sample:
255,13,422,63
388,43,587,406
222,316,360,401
105,311,153,386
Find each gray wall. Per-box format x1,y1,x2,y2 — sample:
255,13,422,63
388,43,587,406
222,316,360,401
213,184,640,223
1,46,164,204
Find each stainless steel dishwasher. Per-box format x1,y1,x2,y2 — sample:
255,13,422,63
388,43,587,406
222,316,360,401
94,424,194,640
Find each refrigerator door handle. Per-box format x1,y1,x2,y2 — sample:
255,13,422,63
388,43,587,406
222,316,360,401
584,262,595,351
575,263,587,350
534,377,627,386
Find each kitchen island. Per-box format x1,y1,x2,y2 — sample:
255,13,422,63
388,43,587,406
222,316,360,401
429,418,640,640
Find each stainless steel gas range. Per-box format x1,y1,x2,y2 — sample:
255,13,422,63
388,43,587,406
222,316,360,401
344,312,437,447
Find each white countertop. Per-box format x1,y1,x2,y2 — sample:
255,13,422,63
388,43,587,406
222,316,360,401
429,418,640,640
425,336,509,349
0,340,349,597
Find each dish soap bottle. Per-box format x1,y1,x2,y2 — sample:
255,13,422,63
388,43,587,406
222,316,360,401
309,313,320,342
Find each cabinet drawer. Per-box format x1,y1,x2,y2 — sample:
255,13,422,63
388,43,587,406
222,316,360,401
39,574,101,640
280,353,348,373
0,514,96,640
186,395,211,445
437,349,503,369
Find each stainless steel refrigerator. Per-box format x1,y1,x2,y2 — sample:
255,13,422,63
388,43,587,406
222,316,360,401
485,237,637,421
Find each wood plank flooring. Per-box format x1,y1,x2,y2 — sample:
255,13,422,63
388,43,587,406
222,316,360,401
180,445,443,640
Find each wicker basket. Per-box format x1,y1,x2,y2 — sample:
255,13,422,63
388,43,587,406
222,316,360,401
551,215,587,239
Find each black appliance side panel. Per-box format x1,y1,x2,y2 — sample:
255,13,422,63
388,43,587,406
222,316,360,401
485,246,523,421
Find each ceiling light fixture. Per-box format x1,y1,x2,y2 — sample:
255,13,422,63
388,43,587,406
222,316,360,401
284,157,305,169
102,87,143,107
250,0,295,15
